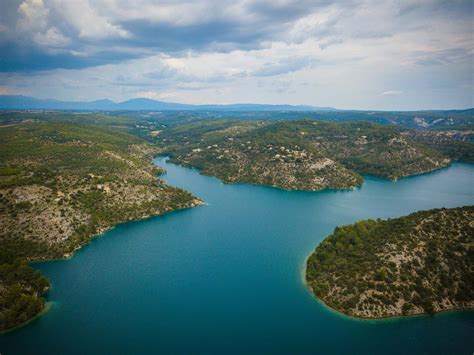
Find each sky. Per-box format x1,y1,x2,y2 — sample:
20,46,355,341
0,0,472,110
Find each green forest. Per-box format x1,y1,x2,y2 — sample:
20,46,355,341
306,206,474,318
160,119,472,190
0,114,200,331
1,110,473,330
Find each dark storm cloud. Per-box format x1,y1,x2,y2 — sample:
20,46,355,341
119,20,264,52
0,0,341,72
1,0,470,73
0,41,140,72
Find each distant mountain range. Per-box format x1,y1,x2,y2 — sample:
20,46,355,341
0,95,336,112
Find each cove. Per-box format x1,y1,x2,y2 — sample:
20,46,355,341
1,158,473,354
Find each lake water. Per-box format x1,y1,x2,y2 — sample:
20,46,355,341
1,158,473,354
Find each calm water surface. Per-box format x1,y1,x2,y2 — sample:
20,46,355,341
1,158,473,354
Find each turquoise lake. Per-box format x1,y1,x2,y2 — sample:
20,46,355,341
1,158,473,354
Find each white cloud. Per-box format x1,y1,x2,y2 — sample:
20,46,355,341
17,0,49,32
380,90,402,96
49,0,130,39
16,0,72,49
33,26,70,47
16,0,130,46
2,0,473,109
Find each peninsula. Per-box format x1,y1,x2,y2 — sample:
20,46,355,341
161,119,457,191
305,206,474,319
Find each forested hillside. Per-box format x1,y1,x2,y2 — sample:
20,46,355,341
306,206,474,318
160,119,454,190
0,115,201,331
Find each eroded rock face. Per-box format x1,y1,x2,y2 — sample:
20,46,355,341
306,206,474,319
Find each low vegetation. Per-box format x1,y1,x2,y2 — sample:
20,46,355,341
161,119,453,190
306,206,474,319
0,116,201,331
1,111,472,330
0,255,49,331
106,107,474,130
406,130,474,162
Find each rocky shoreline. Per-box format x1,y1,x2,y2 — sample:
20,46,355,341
305,206,474,319
163,120,453,191
6,196,204,333
0,120,205,332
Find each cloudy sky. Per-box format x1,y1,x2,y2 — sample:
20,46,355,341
0,0,472,109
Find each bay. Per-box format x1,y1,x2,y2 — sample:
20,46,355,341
1,158,473,354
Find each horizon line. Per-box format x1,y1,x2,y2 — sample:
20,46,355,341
0,94,473,112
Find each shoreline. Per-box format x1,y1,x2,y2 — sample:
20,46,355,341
28,198,204,264
5,156,205,334
162,155,462,194
1,302,53,335
161,156,363,193
34,155,203,264
11,199,204,334
302,253,474,322
389,160,452,181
